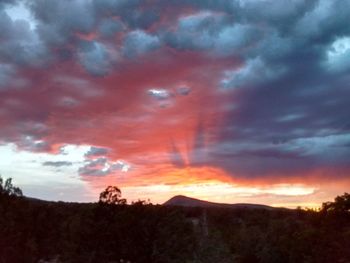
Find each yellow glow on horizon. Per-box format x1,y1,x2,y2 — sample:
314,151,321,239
83,165,332,208
130,182,315,197
120,181,316,206
272,203,321,210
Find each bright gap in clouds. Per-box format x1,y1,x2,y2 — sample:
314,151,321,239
6,2,37,29
0,143,92,201
326,36,350,72
328,37,350,57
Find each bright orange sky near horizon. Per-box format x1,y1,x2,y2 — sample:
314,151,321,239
1,0,350,208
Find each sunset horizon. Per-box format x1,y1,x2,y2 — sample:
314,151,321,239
1,0,350,209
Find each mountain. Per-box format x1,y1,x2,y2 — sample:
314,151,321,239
163,195,277,210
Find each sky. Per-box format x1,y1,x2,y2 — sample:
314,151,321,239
0,0,350,208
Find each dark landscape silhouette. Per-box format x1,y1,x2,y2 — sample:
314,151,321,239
1,176,350,263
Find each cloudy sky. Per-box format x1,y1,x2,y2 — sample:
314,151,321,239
0,0,349,207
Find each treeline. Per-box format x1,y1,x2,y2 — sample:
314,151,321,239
0,179,349,263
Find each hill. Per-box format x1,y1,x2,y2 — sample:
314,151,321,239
164,195,276,210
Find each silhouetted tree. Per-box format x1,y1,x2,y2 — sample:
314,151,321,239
0,175,22,197
322,192,350,213
99,186,126,205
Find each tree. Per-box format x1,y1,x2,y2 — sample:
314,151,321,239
0,175,23,197
322,192,350,213
99,186,126,205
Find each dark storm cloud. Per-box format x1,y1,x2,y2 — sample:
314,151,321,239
122,30,161,58
209,68,350,176
0,0,18,7
77,40,112,76
98,18,124,38
0,9,47,67
92,0,160,29
28,0,95,45
17,0,160,73
2,0,349,74
156,0,350,177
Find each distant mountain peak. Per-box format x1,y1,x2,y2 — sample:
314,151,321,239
163,195,276,210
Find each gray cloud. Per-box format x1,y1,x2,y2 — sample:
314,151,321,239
16,135,51,152
163,11,229,51
29,0,95,44
162,11,263,56
92,0,159,29
98,18,124,38
220,57,287,89
122,30,161,58
78,41,112,76
85,146,109,157
43,161,73,167
152,0,350,177
0,9,47,67
176,86,191,96
78,157,129,176
0,0,19,8
78,157,109,176
78,166,109,176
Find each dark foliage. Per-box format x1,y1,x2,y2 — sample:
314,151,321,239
322,192,350,215
0,175,23,197
0,181,349,263
99,186,126,205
